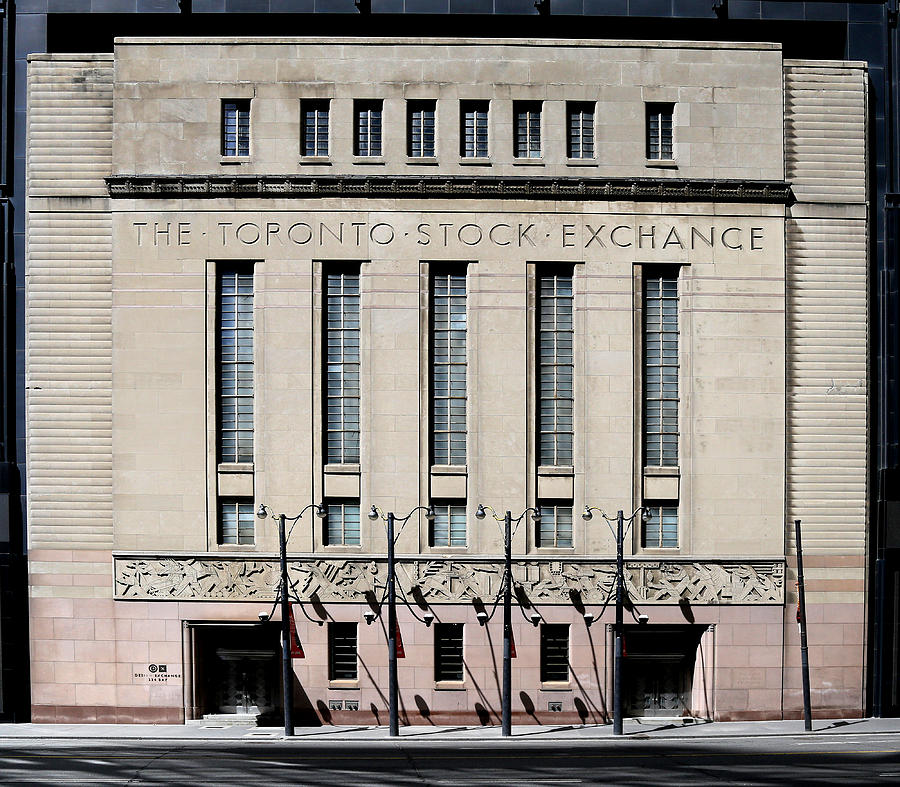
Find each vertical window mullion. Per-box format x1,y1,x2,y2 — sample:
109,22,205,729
432,270,467,466
219,268,253,463
326,270,360,465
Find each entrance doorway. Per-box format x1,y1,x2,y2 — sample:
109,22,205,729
622,625,706,717
192,624,280,719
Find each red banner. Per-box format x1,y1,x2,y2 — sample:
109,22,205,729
395,622,405,658
288,604,305,658
510,630,516,659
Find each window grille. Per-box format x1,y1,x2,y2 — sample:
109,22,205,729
537,502,573,549
219,267,253,463
302,100,330,157
408,100,436,157
355,100,382,157
325,501,361,546
219,499,254,545
434,623,464,682
222,100,250,157
431,503,467,547
514,101,542,159
460,100,489,158
567,102,595,159
646,103,674,160
540,624,569,682
644,270,679,466
325,270,360,464
329,622,358,681
432,269,467,466
538,272,574,467
642,504,678,548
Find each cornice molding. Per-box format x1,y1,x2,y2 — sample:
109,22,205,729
105,174,793,203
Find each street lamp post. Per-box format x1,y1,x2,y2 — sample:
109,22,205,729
367,504,435,737
256,502,326,737
582,505,651,736
475,503,541,737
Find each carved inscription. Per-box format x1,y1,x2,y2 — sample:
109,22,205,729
114,556,784,604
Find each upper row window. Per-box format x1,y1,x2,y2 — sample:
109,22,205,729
222,99,675,162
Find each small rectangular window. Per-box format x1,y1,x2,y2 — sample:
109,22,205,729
302,99,330,157
537,502,573,549
407,100,436,158
540,624,569,682
644,269,679,467
355,100,383,157
325,501,361,546
431,503,467,547
460,100,489,158
646,103,674,161
514,101,542,159
222,99,250,157
434,623,464,682
219,499,254,545
329,622,358,681
642,503,678,548
219,266,253,463
567,102,595,159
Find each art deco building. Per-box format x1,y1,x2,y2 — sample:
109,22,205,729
24,37,868,724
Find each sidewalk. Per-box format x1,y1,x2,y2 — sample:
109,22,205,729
1,717,899,742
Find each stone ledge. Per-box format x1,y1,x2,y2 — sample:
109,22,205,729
106,175,794,204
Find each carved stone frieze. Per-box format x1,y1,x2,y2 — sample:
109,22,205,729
113,555,784,604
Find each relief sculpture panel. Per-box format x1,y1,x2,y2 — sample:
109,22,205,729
114,555,784,604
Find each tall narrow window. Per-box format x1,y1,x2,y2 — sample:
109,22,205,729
222,99,250,157
407,100,436,158
432,269,467,466
219,267,253,463
537,502,573,549
324,501,361,546
514,101,542,159
567,102,595,159
434,623,464,682
642,503,678,548
431,503,467,547
325,269,360,465
329,622,358,681
460,100,489,158
538,271,574,467
355,100,382,157
644,270,679,466
540,624,569,682
646,103,674,161
302,99,330,157
219,499,254,545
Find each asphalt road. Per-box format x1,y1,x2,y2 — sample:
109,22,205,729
1,734,899,785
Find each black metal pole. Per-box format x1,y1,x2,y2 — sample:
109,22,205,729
387,512,399,737
278,513,294,737
502,510,512,737
795,518,812,731
613,509,624,736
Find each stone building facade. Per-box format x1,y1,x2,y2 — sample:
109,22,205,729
24,38,868,724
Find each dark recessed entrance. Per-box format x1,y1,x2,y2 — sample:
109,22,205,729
193,624,280,720
623,625,706,717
